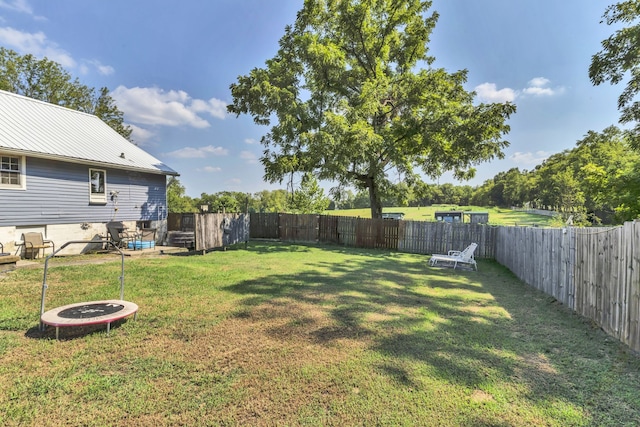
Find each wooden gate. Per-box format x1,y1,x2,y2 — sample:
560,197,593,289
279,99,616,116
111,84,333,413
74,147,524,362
249,213,279,239
193,213,249,251
279,213,319,243
354,218,399,250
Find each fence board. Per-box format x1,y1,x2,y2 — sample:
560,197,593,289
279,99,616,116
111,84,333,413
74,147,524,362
352,218,399,250
497,222,640,353
167,213,195,231
318,215,340,244
248,214,496,258
279,213,319,243
496,226,574,307
628,223,640,351
194,213,249,251
337,216,357,247
250,213,279,239
396,221,496,258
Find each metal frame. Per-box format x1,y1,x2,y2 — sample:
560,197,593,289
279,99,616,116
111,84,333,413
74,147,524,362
39,240,128,334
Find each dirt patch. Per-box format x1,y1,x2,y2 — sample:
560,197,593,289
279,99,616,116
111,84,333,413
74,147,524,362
521,353,557,375
470,389,494,403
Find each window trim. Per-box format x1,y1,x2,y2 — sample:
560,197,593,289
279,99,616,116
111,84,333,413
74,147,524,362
89,168,107,204
0,154,26,190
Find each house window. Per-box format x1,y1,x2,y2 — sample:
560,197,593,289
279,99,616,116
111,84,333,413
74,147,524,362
89,169,106,203
0,154,25,189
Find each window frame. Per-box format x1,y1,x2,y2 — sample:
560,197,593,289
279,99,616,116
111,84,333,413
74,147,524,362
0,154,26,190
89,168,107,204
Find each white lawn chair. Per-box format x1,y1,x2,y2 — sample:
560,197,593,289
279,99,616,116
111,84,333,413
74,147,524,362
429,243,478,270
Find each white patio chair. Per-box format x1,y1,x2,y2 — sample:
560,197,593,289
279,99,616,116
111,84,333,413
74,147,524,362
429,242,478,270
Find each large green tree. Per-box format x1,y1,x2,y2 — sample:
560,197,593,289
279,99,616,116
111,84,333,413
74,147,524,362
589,0,640,148
166,177,197,213
0,47,132,140
92,87,133,140
254,189,290,212
197,192,242,213
289,172,331,213
228,0,515,218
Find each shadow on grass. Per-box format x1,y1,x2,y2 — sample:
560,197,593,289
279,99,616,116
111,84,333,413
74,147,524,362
24,318,132,341
224,244,640,424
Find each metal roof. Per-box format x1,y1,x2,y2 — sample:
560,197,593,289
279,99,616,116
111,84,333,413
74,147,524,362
0,90,178,175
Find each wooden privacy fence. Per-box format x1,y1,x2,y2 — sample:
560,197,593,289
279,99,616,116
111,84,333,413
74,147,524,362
249,212,279,239
496,222,640,353
495,226,575,307
193,213,249,251
167,213,194,231
250,213,496,257
167,213,249,251
278,213,320,242
399,220,496,258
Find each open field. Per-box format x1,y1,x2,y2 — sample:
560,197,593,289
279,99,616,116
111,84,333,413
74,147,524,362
1,242,639,426
327,205,557,226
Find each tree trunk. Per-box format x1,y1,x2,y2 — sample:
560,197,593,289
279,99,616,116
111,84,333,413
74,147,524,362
367,177,383,219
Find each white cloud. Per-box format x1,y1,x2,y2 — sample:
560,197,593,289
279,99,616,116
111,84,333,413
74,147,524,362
528,77,550,87
0,26,75,67
87,59,114,76
521,77,564,97
522,86,555,96
225,178,242,186
0,25,114,75
197,166,222,173
165,145,229,159
128,124,155,145
0,1,46,21
510,151,551,165
475,77,565,103
474,83,516,103
190,98,228,120
0,0,32,14
240,150,258,164
244,138,257,145
111,86,227,128
77,59,114,76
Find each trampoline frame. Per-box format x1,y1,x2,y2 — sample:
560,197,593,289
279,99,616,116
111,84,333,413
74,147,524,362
39,240,138,339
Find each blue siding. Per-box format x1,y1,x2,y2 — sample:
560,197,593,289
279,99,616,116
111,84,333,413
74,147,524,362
0,157,167,226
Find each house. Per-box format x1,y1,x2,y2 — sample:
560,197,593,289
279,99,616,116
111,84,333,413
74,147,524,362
381,212,404,220
434,211,464,223
464,212,489,224
0,90,178,256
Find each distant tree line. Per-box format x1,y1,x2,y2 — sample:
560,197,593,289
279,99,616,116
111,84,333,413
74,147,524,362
169,126,640,226
167,173,330,215
334,126,640,225
471,126,640,225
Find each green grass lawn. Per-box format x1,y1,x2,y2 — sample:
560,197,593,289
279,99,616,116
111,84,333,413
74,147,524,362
1,242,639,426
327,205,557,226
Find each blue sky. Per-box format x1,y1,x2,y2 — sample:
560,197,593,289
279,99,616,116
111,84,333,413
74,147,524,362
0,0,623,197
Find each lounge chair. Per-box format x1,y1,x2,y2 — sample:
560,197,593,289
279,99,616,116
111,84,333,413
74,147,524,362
429,242,478,270
22,232,55,259
106,221,138,248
